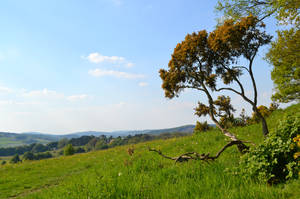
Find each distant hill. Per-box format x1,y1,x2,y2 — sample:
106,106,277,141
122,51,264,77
0,132,58,148
0,125,196,148
63,124,196,138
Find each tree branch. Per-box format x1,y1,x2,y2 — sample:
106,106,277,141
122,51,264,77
179,85,205,92
215,87,242,95
148,140,248,163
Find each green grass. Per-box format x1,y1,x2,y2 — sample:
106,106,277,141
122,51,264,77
0,137,24,148
0,104,299,199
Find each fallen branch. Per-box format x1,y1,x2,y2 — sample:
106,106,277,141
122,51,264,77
148,140,248,163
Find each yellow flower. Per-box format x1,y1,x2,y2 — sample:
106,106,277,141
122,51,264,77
294,152,300,159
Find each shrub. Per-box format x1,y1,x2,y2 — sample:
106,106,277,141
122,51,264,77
251,105,271,122
23,152,35,160
35,152,53,160
1,160,6,165
239,114,300,184
64,144,75,156
10,154,21,164
74,147,86,154
194,121,211,133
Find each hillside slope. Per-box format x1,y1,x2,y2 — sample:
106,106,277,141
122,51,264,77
0,125,195,148
0,104,299,199
0,133,58,148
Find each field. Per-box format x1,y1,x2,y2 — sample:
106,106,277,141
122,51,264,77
0,137,23,148
0,104,299,199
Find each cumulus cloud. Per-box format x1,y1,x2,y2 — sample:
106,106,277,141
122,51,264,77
85,52,125,64
138,82,148,87
88,69,144,79
83,52,135,68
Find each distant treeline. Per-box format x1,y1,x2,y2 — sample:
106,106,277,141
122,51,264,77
0,132,190,157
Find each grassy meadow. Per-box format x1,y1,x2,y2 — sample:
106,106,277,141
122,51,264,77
0,104,299,199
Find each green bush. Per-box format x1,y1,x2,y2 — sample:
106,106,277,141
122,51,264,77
23,152,35,160
239,114,300,184
194,121,211,133
10,154,21,164
64,144,75,156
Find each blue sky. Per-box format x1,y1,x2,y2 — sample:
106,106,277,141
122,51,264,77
0,0,280,134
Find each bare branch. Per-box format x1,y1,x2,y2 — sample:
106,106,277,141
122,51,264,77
215,87,242,95
148,140,248,163
179,85,205,92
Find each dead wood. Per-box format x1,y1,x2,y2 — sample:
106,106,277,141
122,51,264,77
148,140,248,163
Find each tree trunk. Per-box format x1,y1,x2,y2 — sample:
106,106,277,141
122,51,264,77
211,115,249,154
253,108,269,137
259,114,269,137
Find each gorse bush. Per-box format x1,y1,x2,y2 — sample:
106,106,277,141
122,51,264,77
239,114,300,184
194,121,211,133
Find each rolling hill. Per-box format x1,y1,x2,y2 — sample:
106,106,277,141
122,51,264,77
0,104,299,199
0,125,196,148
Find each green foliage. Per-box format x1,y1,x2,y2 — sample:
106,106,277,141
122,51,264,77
266,28,300,103
1,160,6,165
160,15,272,136
215,0,300,26
57,138,69,149
31,143,48,153
251,105,272,122
194,121,211,133
239,114,300,184
215,1,300,103
10,154,21,164
0,104,299,198
23,152,35,160
64,144,75,156
74,147,85,154
94,140,109,150
23,151,53,161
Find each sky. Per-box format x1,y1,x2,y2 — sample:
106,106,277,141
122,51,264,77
0,0,282,134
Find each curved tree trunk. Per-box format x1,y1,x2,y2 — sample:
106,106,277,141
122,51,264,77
258,113,269,137
199,80,249,154
252,107,269,136
212,116,249,153
209,109,249,154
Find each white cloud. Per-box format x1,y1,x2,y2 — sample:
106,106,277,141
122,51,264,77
83,52,135,68
0,86,13,93
67,94,89,102
22,88,64,99
88,69,145,79
85,52,125,64
21,88,90,103
138,82,148,87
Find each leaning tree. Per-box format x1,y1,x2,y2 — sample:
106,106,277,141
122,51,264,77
158,16,271,156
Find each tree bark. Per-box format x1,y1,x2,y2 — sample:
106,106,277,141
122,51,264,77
252,107,269,136
148,140,248,163
199,77,249,154
258,112,269,136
